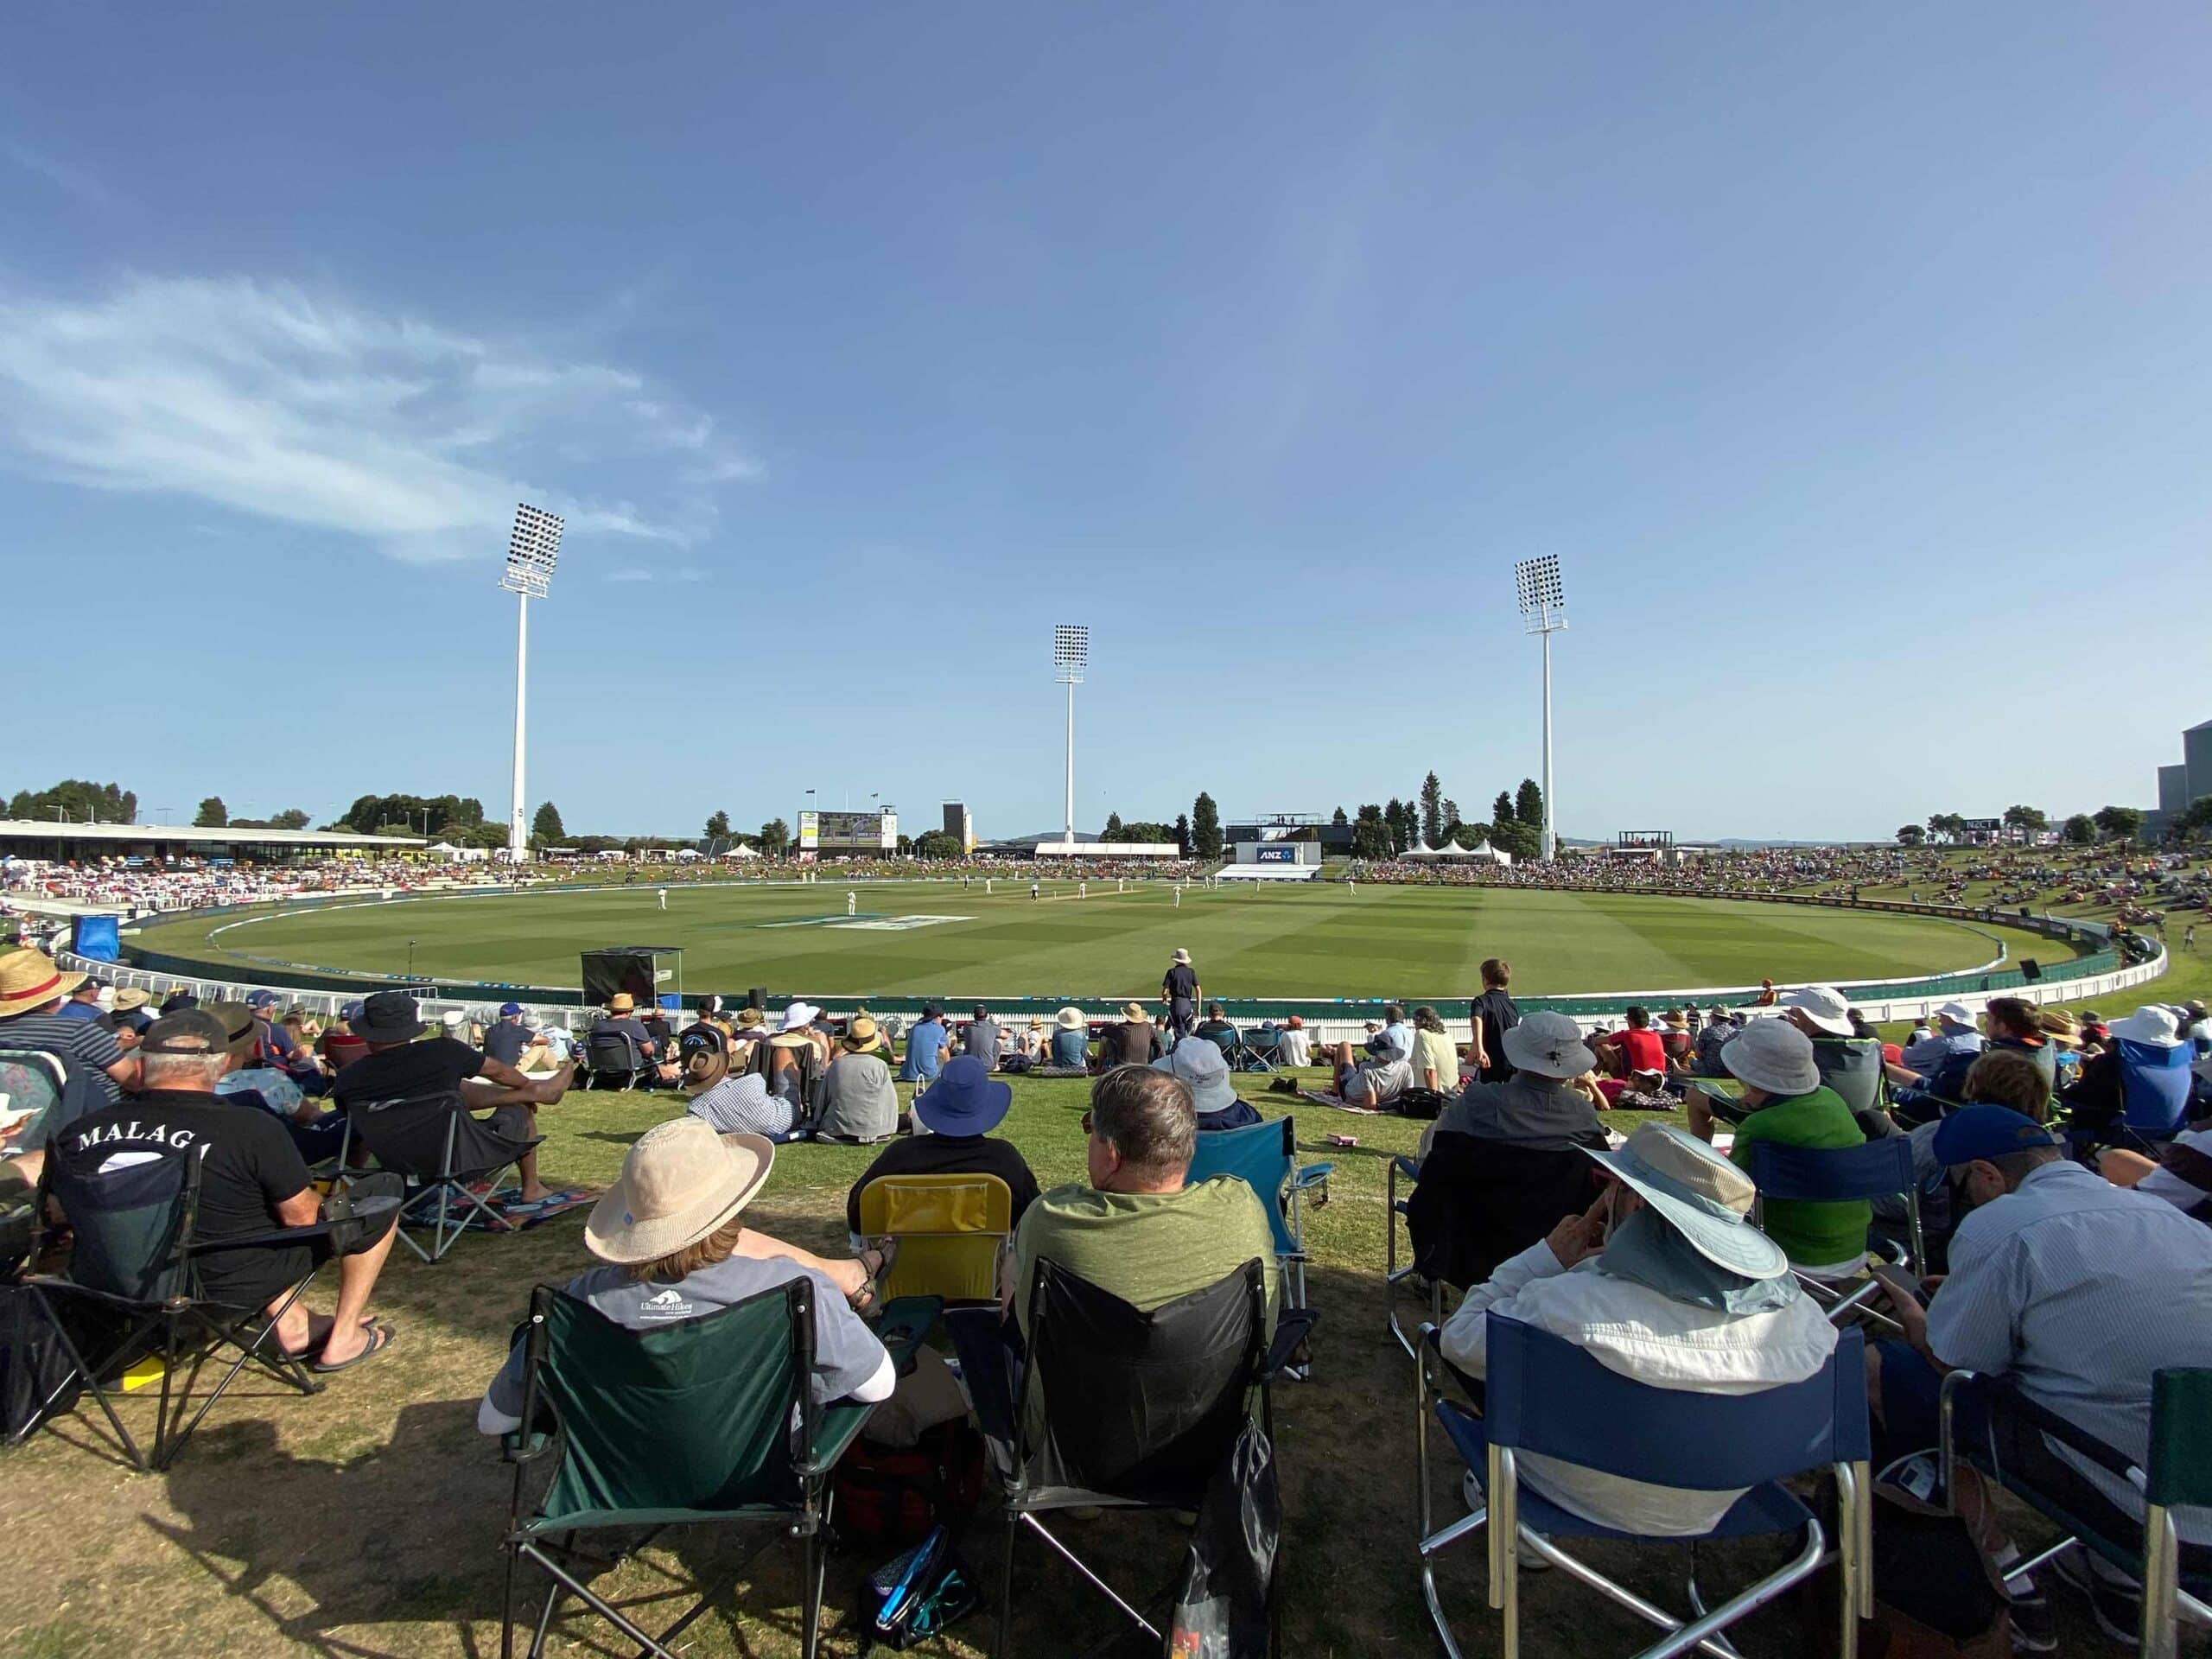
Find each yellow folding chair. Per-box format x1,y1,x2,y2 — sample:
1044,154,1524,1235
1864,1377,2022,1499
856,1173,1014,1305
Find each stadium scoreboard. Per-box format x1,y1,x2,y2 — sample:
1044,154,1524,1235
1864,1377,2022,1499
798,809,899,854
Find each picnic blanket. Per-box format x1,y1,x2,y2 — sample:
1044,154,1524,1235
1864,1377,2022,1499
410,1184,601,1233
1292,1088,1382,1116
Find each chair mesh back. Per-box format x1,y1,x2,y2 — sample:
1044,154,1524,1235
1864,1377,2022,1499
1749,1134,1914,1204
51,1144,193,1302
585,1033,643,1072
536,1283,805,1525
1810,1038,1884,1117
0,1054,63,1147
1408,1132,1601,1288
2118,1040,2193,1135
1025,1258,1261,1505
1484,1313,1868,1487
856,1174,1013,1303
344,1090,526,1182
2147,1369,2212,1510
1184,1119,1297,1258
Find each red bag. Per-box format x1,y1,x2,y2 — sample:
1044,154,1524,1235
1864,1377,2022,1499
832,1421,987,1547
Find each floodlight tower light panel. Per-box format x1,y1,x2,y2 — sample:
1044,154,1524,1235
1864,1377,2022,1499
502,503,565,599
1052,622,1089,683
1514,554,1566,626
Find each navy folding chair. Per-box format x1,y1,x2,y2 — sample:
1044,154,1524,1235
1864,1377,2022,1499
1184,1115,1332,1320
581,1030,652,1091
1419,1313,1871,1659
1747,1135,1923,1326
1236,1027,1282,1073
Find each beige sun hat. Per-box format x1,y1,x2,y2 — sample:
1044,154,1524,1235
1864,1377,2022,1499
584,1116,776,1265
607,992,637,1014
1055,1006,1087,1031
1171,948,1192,964
0,949,86,1015
1122,1001,1148,1022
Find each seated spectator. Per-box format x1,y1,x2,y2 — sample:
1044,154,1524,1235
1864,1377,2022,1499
588,993,658,1068
899,1002,951,1084
208,1000,347,1163
1686,1018,1869,1279
1097,1001,1164,1069
1193,1001,1238,1052
1692,1007,1738,1077
682,1024,802,1140
1014,1018,1046,1065
1439,1122,1839,1536
1409,1006,1459,1093
64,1008,402,1370
319,1001,368,1074
1047,1006,1091,1069
813,1016,900,1143
0,948,135,1110
847,1054,1040,1237
477,1117,893,1438
2059,1005,2183,1144
1598,1005,1668,1082
54,978,105,1022
639,1000,676,1059
482,1001,531,1068
105,986,154,1038
1891,1000,1983,1085
962,1002,1004,1071
1869,1106,2212,1627
1659,1008,1692,1061
1276,1014,1312,1069
2101,1126,2212,1222
331,991,575,1211
1152,1036,1260,1131
1010,1065,1278,1345
1893,1000,2050,1120
1326,1017,1412,1108
1423,1011,1605,1158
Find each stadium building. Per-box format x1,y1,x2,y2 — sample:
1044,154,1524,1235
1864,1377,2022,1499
0,819,426,864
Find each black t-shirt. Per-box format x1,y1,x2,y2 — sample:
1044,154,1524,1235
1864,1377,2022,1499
1471,988,1521,1083
331,1037,488,1107
846,1134,1042,1234
641,1014,674,1051
1163,963,1198,1002
62,1090,311,1303
482,1021,531,1067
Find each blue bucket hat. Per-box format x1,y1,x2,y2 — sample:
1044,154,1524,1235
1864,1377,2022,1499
915,1054,1013,1136
1931,1105,2060,1166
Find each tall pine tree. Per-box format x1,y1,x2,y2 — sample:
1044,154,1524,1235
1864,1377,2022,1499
1419,772,1443,848
1191,793,1222,858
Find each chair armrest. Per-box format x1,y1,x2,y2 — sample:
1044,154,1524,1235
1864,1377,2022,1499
1292,1162,1334,1188
1262,1308,1318,1381
798,1399,877,1478
184,1193,404,1255
1392,1155,1421,1182
1961,1374,2145,1485
944,1306,1019,1448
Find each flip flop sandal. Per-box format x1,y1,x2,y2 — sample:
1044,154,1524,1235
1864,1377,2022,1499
849,1236,901,1314
312,1321,397,1374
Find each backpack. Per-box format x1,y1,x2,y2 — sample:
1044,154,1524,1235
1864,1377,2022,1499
1391,1087,1451,1122
1810,1458,2011,1658
0,1283,82,1442
831,1419,988,1547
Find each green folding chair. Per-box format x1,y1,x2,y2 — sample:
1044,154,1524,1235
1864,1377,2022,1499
499,1278,882,1659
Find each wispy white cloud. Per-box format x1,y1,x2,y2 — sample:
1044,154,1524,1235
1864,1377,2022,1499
604,564,707,583
5,141,115,206
0,273,761,565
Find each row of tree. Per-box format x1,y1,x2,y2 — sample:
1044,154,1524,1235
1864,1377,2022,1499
1897,804,2145,848
1332,774,1546,861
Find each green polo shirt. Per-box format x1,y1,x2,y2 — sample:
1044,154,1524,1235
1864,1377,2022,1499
1011,1176,1280,1338
1729,1084,1872,1268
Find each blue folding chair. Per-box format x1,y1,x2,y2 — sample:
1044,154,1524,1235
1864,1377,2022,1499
1418,1313,1871,1659
1235,1027,1282,1073
2116,1038,2195,1147
1747,1136,1923,1326
1183,1116,1332,1320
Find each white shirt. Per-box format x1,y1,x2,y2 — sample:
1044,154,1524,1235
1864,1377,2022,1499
1277,1028,1311,1066
1438,1239,1840,1536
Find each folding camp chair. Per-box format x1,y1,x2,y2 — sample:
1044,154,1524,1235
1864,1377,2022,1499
855,1172,1013,1304
1235,1027,1282,1073
499,1279,892,1659
1941,1368,2212,1659
2114,1038,2195,1149
1747,1135,1923,1326
1810,1036,1887,1126
580,1029,652,1091
950,1257,1313,1656
335,1090,542,1262
22,1141,398,1471
1418,1313,1872,1659
0,1045,99,1155
1185,1116,1332,1317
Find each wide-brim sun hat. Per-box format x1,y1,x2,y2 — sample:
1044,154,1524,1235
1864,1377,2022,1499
2108,1006,2183,1047
0,949,86,1015
607,994,637,1014
1720,1017,1821,1096
915,1054,1014,1135
1152,1038,1237,1114
1584,1123,1790,1281
1501,1010,1597,1080
111,986,151,1013
1935,1001,1978,1029
1054,1006,1087,1031
780,1002,820,1032
1172,948,1192,964
1778,985,1854,1038
351,989,427,1042
586,1116,776,1265
842,1015,880,1050
1122,1001,1148,1022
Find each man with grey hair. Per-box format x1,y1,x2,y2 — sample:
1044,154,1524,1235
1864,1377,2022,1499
1008,1065,1278,1341
59,1009,403,1371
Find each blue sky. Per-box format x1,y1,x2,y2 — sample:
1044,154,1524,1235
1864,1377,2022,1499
4,3,2209,844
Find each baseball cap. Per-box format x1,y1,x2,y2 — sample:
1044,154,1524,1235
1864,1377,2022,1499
140,1008,235,1055
244,989,281,1011
499,1001,524,1017
1930,1105,2061,1166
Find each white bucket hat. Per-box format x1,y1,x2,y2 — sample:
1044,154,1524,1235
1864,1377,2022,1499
1171,948,1192,964
779,1002,820,1032
1935,1001,1978,1030
1779,985,1854,1038
585,1116,775,1265
1584,1124,1790,1281
1152,1037,1237,1115
1721,1017,1821,1096
1501,1010,1597,1080
2108,1006,2181,1048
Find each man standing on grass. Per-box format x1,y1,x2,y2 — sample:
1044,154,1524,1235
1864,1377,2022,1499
1162,947,1200,1040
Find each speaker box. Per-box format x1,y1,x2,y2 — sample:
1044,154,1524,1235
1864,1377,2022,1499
2020,959,2042,982
747,985,768,1013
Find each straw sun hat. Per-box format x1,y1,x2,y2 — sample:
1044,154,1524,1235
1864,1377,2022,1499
585,1116,776,1266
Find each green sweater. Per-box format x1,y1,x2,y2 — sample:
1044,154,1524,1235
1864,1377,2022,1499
1729,1084,1872,1269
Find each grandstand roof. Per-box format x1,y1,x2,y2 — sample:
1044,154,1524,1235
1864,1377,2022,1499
0,819,425,855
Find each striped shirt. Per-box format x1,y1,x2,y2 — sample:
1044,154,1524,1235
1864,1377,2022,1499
0,1011,124,1103
1928,1159,2212,1541
686,1072,798,1140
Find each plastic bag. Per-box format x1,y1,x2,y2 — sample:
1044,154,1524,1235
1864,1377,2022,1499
1165,1418,1279,1658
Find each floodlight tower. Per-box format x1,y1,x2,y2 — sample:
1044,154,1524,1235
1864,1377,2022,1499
501,504,564,862
1052,624,1089,847
1513,555,1567,861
